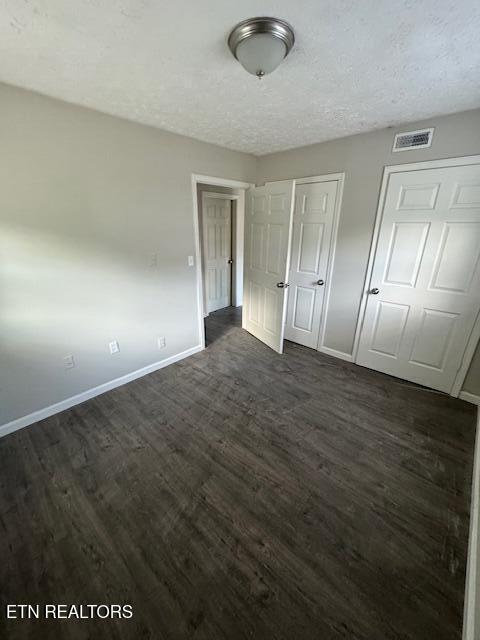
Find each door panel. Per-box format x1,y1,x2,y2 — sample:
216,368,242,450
266,224,284,275
384,222,429,287
357,163,480,392
284,181,339,349
409,309,458,370
243,181,295,353
203,197,231,313
370,302,410,358
298,223,324,274
430,222,480,292
292,286,316,332
397,183,440,210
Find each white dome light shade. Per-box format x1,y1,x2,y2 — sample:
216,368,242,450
228,17,295,79
235,33,287,77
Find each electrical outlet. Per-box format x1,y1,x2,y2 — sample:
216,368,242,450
64,355,75,369
157,336,166,349
109,340,120,355
188,255,194,267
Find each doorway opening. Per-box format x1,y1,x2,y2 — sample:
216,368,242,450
192,173,345,354
191,174,251,347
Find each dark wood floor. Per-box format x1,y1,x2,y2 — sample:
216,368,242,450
0,306,476,640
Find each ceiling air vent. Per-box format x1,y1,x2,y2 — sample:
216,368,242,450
392,128,434,152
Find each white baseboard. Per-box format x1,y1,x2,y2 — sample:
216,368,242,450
317,345,353,363
0,344,204,439
464,406,480,640
460,391,480,406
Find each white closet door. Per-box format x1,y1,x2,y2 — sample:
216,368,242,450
285,181,338,349
203,197,231,313
357,163,480,392
242,181,295,353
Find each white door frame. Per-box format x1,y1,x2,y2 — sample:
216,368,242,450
201,191,239,315
191,174,253,349
352,155,480,397
290,172,346,356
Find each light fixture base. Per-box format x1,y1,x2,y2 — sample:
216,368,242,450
228,17,295,76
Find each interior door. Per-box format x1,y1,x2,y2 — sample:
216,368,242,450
243,181,295,353
357,163,480,392
285,180,338,349
203,197,232,313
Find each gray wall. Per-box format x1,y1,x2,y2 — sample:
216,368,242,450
257,109,480,395
0,83,255,426
1,82,478,428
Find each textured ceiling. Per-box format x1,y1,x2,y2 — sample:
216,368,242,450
1,0,479,155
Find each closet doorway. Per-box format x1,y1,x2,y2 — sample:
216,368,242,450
242,173,344,355
284,177,343,350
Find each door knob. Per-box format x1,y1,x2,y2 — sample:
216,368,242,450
316,279,324,286
227,259,233,264
370,287,380,295
276,282,290,288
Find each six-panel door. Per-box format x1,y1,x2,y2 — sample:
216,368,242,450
357,164,480,392
242,181,295,353
284,181,338,349
203,197,232,313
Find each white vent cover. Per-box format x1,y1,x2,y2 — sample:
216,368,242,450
392,128,434,152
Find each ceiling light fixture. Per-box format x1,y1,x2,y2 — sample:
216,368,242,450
228,17,295,79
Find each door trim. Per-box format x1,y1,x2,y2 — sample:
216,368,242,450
351,155,480,396
191,174,254,349
201,192,240,201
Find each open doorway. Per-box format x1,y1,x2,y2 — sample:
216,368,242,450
191,174,251,347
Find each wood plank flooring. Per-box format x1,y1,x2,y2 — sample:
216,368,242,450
0,306,476,640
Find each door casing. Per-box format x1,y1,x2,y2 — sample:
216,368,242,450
352,155,480,397
191,174,253,350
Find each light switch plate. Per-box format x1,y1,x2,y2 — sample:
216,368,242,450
109,340,120,355
157,336,166,349
188,255,194,267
